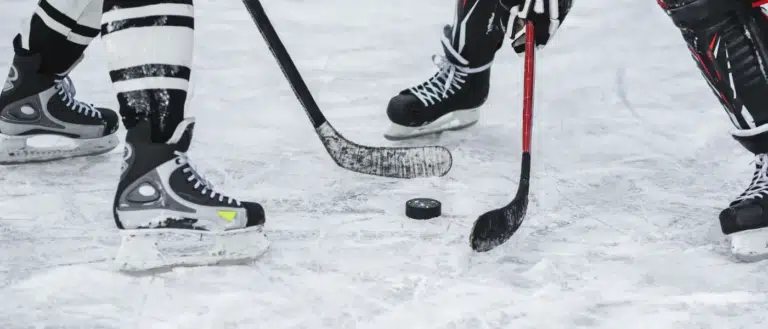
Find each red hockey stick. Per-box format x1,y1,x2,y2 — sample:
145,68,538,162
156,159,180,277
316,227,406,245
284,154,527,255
470,20,535,252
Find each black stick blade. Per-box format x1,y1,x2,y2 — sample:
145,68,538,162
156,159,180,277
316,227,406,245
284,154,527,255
317,122,453,178
241,0,454,179
470,152,530,252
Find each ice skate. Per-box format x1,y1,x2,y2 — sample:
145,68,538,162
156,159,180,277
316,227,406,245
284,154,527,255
113,117,269,271
720,152,768,262
384,26,492,140
0,48,119,164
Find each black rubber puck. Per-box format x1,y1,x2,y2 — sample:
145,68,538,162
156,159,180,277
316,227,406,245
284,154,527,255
405,198,441,220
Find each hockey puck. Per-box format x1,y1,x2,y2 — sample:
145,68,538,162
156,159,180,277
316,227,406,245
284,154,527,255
405,198,441,220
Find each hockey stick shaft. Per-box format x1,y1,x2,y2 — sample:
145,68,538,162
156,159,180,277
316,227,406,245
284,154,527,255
515,20,534,200
523,20,535,153
468,21,535,252
241,0,325,128
516,20,534,199
240,0,453,179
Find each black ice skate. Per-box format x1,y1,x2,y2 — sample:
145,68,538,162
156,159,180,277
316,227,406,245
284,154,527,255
384,26,492,140
113,117,269,271
0,47,119,164
720,128,768,261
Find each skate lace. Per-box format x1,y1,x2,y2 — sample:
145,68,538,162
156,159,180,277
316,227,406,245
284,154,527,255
54,76,102,118
175,151,241,206
735,154,768,202
408,55,469,106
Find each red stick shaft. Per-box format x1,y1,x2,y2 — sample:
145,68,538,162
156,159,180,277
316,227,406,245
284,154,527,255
522,21,535,153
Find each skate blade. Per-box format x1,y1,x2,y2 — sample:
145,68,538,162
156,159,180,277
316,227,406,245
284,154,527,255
113,226,270,272
0,133,119,164
729,227,768,262
383,109,479,141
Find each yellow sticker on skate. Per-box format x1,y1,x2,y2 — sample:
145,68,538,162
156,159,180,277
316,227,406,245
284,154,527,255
217,210,237,222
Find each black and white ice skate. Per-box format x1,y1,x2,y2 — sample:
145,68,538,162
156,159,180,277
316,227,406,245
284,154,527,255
384,27,492,140
720,153,768,262
0,51,119,164
113,117,268,271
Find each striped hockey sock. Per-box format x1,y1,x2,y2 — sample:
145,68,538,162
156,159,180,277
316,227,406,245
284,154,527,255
101,0,194,142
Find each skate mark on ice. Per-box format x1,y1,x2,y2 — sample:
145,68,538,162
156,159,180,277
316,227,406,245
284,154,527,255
266,226,461,243
615,67,637,114
115,255,269,278
133,275,161,329
614,67,678,150
355,281,521,329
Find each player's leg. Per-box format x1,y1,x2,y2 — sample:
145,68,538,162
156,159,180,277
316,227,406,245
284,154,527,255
662,0,768,261
0,0,119,164
101,0,268,271
383,0,514,140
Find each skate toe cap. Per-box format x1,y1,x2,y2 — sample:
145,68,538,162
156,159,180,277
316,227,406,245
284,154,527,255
386,93,423,126
98,107,120,135
720,198,766,235
243,202,266,227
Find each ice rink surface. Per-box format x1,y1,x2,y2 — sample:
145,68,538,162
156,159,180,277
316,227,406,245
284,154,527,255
2,0,768,328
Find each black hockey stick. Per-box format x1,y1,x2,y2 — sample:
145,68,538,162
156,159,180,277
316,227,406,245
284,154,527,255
241,0,453,179
469,21,535,252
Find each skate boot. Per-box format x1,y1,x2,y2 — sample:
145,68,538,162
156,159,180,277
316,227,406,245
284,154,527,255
113,117,268,271
0,42,119,164
384,25,493,140
720,129,768,261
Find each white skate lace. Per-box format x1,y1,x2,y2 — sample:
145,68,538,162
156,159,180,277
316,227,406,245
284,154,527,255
175,151,241,206
734,153,768,202
408,55,469,107
54,76,102,118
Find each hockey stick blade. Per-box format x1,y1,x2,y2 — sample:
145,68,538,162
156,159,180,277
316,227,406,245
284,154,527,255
317,122,452,178
470,153,530,251
242,0,452,178
469,20,536,252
